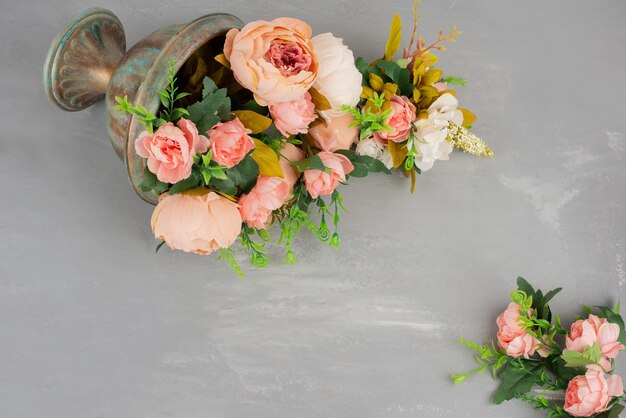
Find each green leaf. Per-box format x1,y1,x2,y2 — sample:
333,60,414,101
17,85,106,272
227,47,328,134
355,57,370,86
139,166,168,194
561,343,602,368
493,362,544,404
335,149,392,178
516,277,535,297
375,60,412,96
168,172,201,195
187,76,231,132
547,355,582,389
210,154,259,195
596,404,625,418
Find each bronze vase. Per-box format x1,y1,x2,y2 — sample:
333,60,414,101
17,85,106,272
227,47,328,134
44,7,242,204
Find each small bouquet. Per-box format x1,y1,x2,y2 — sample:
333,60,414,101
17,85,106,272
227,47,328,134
454,278,626,418
114,5,493,275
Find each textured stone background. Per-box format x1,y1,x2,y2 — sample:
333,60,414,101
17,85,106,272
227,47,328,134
1,0,625,417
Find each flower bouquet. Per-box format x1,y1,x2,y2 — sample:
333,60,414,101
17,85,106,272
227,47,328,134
454,278,626,417
54,4,493,275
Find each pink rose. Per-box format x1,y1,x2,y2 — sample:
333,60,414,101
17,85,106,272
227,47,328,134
151,190,242,255
224,18,318,105
564,365,624,417
304,151,354,198
269,92,317,137
567,314,625,360
135,118,209,184
373,95,416,144
207,118,255,168
278,143,306,194
306,113,359,152
238,176,289,229
496,303,548,359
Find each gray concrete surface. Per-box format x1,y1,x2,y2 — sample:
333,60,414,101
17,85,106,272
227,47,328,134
1,0,625,417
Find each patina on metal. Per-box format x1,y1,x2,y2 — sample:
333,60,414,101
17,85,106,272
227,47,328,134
44,8,243,204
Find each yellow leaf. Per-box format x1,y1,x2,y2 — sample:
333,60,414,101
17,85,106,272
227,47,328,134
387,140,408,169
231,110,272,135
361,86,376,99
384,13,403,61
309,87,332,111
214,53,230,69
383,82,398,98
422,52,439,68
420,69,443,86
369,73,384,92
251,138,284,178
459,108,477,128
412,88,421,102
412,58,424,84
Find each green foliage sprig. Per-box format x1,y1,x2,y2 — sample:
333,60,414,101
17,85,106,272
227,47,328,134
341,93,393,140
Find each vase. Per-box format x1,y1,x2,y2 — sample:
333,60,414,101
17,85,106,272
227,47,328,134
43,7,242,204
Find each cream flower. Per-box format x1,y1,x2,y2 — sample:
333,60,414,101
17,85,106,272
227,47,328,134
356,137,395,169
311,33,362,117
413,93,463,172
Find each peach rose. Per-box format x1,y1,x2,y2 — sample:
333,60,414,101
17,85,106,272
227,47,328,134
151,190,242,255
304,151,354,198
207,118,255,168
496,303,549,359
564,365,623,417
135,119,209,184
306,113,359,152
238,176,289,229
224,18,318,105
373,95,416,144
269,92,317,137
566,315,625,360
278,143,305,194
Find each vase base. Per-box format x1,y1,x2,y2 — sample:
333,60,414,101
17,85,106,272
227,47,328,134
44,8,126,111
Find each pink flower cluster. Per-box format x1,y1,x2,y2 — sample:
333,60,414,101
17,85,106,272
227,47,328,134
563,315,625,416
495,304,625,417
496,303,549,359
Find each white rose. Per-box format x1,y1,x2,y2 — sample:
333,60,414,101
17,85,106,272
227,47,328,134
311,33,362,117
356,137,384,159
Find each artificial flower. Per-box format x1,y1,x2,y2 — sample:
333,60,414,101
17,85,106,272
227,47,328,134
566,314,625,361
224,18,318,105
278,142,306,194
373,95,416,143
238,176,289,229
564,365,623,417
151,190,242,255
206,118,255,168
306,113,359,152
356,136,385,161
269,92,317,137
311,32,362,116
496,302,549,359
304,151,354,198
135,119,209,184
